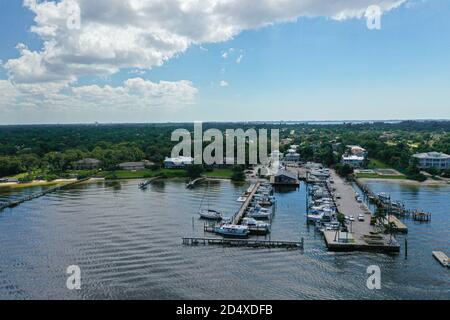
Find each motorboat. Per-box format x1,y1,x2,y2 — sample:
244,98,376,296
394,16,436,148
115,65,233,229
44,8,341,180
242,218,271,231
199,209,223,220
247,207,271,219
214,224,249,237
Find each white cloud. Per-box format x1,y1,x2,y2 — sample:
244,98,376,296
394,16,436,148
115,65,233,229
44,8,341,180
220,80,229,87
222,52,229,59
0,78,198,111
236,54,244,64
7,0,405,85
2,0,405,111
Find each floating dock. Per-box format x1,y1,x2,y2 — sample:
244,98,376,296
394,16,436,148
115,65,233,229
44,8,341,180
182,237,303,249
432,251,449,268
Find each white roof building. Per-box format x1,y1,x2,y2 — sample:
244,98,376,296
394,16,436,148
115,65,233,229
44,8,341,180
412,152,450,170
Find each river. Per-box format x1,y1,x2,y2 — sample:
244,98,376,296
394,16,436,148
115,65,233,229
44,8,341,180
0,179,448,299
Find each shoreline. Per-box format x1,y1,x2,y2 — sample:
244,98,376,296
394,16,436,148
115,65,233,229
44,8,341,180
358,177,450,186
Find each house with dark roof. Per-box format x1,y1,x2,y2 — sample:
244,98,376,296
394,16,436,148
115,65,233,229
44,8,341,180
118,160,154,171
73,158,101,170
270,169,299,186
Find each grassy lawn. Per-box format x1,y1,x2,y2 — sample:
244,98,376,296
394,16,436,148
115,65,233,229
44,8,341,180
204,169,234,179
367,159,391,169
356,173,406,179
101,169,188,179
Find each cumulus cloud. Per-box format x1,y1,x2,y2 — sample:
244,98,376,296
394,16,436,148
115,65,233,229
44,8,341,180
219,80,229,87
2,0,405,111
0,78,198,111
7,0,405,84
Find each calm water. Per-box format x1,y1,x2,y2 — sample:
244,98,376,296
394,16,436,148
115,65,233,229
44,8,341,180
0,179,448,300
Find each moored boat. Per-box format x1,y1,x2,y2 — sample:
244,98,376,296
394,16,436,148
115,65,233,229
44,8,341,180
213,224,249,237
199,209,223,220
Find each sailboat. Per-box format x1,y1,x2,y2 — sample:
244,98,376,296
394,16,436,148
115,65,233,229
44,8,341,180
198,181,223,221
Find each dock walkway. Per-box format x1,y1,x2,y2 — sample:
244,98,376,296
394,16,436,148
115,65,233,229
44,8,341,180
186,177,206,189
0,178,90,212
182,237,303,249
324,170,400,253
232,182,261,225
432,251,449,268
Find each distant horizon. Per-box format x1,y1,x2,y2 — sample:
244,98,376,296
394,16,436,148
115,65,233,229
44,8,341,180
1,118,450,127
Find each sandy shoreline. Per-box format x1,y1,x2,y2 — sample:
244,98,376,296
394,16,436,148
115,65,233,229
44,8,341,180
0,178,105,189
358,177,450,186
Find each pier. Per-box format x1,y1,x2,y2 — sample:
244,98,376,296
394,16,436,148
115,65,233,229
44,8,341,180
139,177,160,189
322,170,400,253
232,182,261,225
432,251,449,268
182,237,303,249
186,177,206,189
0,178,90,212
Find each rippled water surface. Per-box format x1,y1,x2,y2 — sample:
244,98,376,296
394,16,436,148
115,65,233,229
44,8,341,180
0,179,448,300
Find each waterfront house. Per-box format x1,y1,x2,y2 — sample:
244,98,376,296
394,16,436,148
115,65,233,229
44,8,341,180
284,149,300,163
270,170,299,185
73,158,101,170
412,152,450,170
342,155,365,168
346,145,368,157
164,156,194,169
119,160,154,171
341,145,367,168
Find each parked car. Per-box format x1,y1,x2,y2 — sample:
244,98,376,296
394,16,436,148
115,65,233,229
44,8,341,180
358,214,365,222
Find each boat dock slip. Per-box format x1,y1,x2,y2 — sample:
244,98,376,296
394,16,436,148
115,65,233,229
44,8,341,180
432,251,449,268
324,170,400,253
232,182,261,225
182,237,304,249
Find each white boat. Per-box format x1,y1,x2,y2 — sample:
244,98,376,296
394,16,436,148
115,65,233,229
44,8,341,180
247,207,271,219
307,213,324,222
198,180,222,220
214,224,249,237
199,209,222,220
236,196,247,202
242,217,271,230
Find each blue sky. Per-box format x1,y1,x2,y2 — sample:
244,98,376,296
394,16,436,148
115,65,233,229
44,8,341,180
0,0,449,124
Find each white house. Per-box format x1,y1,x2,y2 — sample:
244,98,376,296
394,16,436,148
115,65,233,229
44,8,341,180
412,152,450,170
342,155,365,168
284,149,300,163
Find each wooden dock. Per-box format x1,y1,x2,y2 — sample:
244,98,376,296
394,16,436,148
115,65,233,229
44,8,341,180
0,178,89,212
432,251,449,268
186,177,206,189
139,176,160,189
232,182,261,225
182,237,303,249
386,215,408,233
